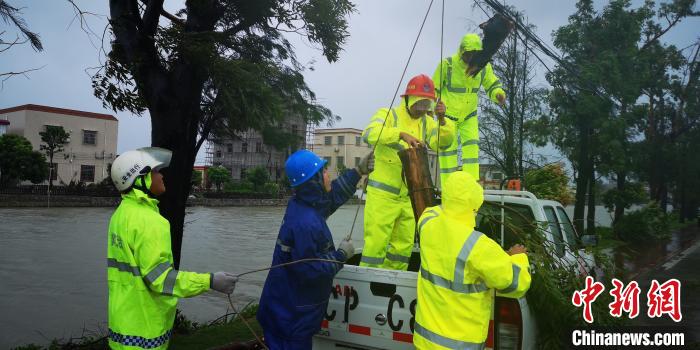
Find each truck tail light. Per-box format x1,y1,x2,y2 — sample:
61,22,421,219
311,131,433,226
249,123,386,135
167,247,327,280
496,298,523,350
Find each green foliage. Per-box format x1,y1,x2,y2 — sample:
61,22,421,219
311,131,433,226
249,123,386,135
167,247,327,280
39,125,70,188
224,180,254,193
191,170,203,189
602,181,646,212
479,203,624,350
207,166,231,191
524,163,573,205
530,0,699,234
245,166,269,191
39,125,70,157
174,308,200,335
95,1,356,264
0,134,47,186
336,163,347,176
262,182,280,197
614,202,671,243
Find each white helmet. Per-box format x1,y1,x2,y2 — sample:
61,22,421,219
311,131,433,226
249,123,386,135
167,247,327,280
111,147,172,192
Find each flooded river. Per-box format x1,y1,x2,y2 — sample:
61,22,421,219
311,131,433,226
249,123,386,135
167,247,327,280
0,205,366,349
0,202,647,348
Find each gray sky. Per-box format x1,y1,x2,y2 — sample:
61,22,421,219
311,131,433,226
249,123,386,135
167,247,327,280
1,0,697,165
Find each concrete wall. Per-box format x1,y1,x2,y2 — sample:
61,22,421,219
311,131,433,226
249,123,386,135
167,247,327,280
0,194,288,208
313,129,372,179
2,108,118,184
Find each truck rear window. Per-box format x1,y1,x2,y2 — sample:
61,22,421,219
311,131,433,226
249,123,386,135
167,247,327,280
476,201,537,248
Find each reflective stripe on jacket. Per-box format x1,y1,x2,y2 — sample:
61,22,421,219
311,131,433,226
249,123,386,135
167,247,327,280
415,205,530,349
107,187,210,349
361,104,454,197
433,42,505,181
257,169,361,341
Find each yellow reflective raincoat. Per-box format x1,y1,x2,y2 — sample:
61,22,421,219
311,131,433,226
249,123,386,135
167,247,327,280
433,33,505,183
414,172,530,349
360,101,454,270
107,174,210,349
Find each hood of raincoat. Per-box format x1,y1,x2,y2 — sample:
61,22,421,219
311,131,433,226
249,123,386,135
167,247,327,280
293,172,334,218
458,33,483,54
442,171,483,225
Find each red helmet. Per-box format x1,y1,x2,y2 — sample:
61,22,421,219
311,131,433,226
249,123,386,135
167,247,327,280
401,74,436,100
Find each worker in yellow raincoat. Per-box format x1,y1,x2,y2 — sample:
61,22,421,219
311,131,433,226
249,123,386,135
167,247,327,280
360,74,455,270
433,33,506,184
414,171,530,349
107,147,238,349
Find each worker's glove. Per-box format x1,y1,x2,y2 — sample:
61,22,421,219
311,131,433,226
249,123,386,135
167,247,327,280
337,239,356,261
357,152,375,175
211,272,238,294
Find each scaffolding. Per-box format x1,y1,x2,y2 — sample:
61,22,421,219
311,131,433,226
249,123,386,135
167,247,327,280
306,122,315,151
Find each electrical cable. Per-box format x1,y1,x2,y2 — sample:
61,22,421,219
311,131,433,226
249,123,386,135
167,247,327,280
346,0,436,240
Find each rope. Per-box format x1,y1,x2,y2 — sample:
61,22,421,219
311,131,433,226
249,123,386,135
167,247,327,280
227,294,267,350
434,0,445,186
346,0,436,240
235,258,343,278
226,257,345,348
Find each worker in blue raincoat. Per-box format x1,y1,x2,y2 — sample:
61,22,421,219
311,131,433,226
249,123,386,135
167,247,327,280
257,149,373,349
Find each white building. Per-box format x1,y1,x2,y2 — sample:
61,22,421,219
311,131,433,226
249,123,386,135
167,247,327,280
0,104,119,184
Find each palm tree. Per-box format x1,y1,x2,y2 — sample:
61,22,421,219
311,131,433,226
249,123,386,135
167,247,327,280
0,0,43,51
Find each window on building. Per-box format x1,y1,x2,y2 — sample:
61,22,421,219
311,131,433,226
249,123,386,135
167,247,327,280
337,135,345,145
354,157,360,168
240,168,247,179
324,136,332,145
355,136,361,146
226,143,233,153
215,150,222,158
336,156,344,168
83,130,97,145
49,163,58,181
80,165,95,183
241,142,248,153
256,141,262,153
491,172,503,181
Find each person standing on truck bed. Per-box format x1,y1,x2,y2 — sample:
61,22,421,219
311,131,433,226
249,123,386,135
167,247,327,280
257,149,373,350
360,74,455,271
433,33,506,185
414,171,530,349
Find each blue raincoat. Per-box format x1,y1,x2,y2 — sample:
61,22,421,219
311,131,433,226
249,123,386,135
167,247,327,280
257,169,361,348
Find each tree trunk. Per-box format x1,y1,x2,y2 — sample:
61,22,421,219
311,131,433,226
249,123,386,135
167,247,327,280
48,151,54,192
586,159,596,236
573,127,590,235
151,103,200,269
613,170,626,225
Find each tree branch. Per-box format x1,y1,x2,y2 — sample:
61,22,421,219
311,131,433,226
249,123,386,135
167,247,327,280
0,65,45,88
0,35,27,53
640,15,681,51
141,0,165,36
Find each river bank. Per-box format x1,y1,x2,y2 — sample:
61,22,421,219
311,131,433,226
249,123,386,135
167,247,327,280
0,194,369,207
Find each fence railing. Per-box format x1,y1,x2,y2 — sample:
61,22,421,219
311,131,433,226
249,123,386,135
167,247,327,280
0,185,120,197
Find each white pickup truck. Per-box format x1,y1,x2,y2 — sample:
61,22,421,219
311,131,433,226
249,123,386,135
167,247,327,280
313,190,597,350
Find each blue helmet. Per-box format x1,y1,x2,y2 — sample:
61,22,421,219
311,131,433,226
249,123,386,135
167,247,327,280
285,150,327,187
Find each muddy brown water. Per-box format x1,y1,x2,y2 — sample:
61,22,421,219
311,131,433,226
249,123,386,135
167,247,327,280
3,203,691,348
0,205,365,349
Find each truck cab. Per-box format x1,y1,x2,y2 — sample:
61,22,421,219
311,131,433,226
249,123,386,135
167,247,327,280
313,190,595,350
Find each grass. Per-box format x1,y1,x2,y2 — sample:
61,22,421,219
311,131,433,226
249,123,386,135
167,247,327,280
11,309,263,350
169,317,263,350
594,226,629,250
